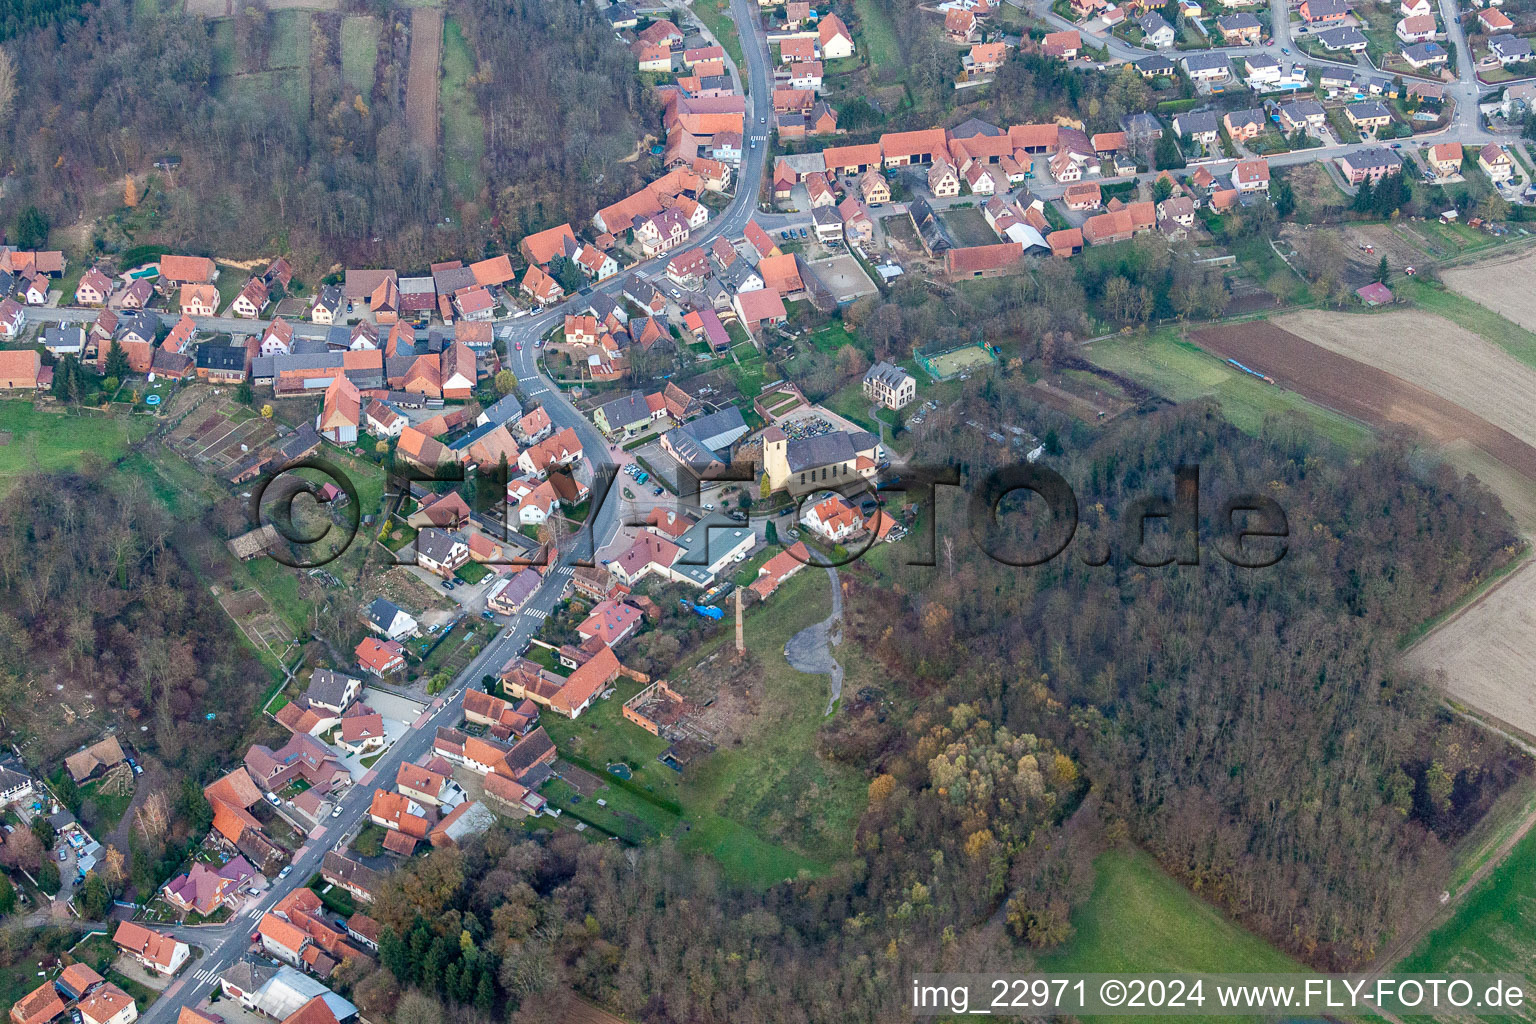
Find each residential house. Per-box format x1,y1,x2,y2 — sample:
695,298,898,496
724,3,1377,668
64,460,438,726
1318,25,1369,50
1480,142,1515,182
1346,100,1394,134
321,851,386,904
311,285,345,324
1139,12,1176,46
1401,41,1448,67
1217,13,1262,42
1490,34,1534,64
1224,107,1267,140
0,299,25,340
1173,110,1221,145
1299,0,1349,21
231,278,269,319
113,922,190,977
1425,141,1462,177
927,161,962,197
1479,7,1513,30
163,856,256,917
356,638,406,677
338,709,386,755
12,983,65,1024
819,13,854,57
802,495,863,543
863,361,917,410
1233,158,1271,192
1182,52,1231,81
1336,146,1403,183
415,528,470,576
180,283,218,317
1063,181,1103,210
577,599,643,646
75,268,113,306
1278,100,1327,134
1396,14,1437,41
966,41,1009,72
1042,29,1080,57
77,985,136,1024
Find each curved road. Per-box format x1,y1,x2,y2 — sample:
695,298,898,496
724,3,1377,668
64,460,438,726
131,0,775,1020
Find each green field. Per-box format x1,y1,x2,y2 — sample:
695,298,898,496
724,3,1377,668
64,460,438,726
688,0,746,73
1086,329,1375,451
340,15,379,95
1040,849,1306,1024
440,16,486,202
851,0,900,68
1397,819,1536,998
0,402,151,495
542,568,863,885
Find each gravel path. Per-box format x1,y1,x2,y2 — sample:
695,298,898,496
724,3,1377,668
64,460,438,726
783,566,843,715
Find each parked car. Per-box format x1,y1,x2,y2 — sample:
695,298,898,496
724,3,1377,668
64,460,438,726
798,227,808,238
653,486,664,495
279,865,292,879
331,805,343,817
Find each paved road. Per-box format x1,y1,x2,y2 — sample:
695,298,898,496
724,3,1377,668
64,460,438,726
132,3,776,1021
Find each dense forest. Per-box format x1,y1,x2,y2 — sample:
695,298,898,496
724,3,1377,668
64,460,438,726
870,388,1523,967
0,471,271,768
339,398,1522,1024
0,0,652,270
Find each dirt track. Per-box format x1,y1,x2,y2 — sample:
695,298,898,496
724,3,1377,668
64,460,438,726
1443,248,1536,333
1190,322,1536,481
1275,309,1536,454
405,8,442,161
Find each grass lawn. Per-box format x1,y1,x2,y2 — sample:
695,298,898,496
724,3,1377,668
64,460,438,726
688,0,746,71
727,344,769,397
851,0,900,67
541,776,678,842
455,560,491,584
339,15,379,95
1397,817,1536,993
805,322,864,355
79,778,136,833
440,17,486,204
543,569,863,885
1086,328,1375,452
1394,278,1536,371
0,402,151,495
1040,849,1304,1023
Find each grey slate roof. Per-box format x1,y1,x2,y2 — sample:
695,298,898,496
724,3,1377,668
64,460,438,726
784,429,879,473
366,597,405,632
415,527,465,563
597,390,654,430
1175,111,1220,135
306,668,357,708
686,406,749,450
481,393,524,426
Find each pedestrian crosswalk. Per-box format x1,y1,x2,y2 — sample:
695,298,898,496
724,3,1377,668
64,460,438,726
193,967,222,984
523,607,551,622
